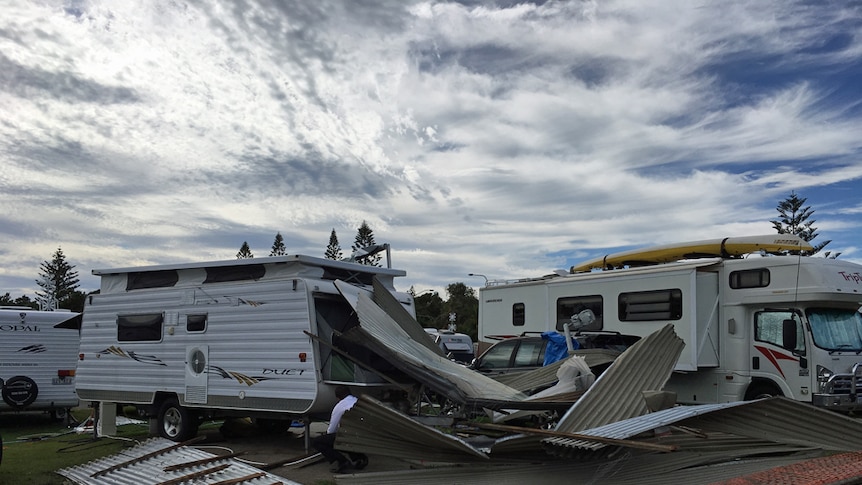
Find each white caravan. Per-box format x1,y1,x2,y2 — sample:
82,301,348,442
424,328,475,364
0,307,81,419
75,252,415,441
477,235,862,410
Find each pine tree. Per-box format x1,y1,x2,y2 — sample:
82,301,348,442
325,228,343,260
237,241,254,259
351,220,381,266
270,232,287,256
35,247,80,310
771,192,836,257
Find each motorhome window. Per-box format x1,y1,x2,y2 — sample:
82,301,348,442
513,303,525,326
203,265,266,283
126,270,179,290
729,269,770,289
807,308,862,352
186,314,207,333
755,311,805,353
556,296,603,331
117,313,163,342
618,289,682,321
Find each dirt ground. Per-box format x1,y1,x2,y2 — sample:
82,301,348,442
195,419,412,485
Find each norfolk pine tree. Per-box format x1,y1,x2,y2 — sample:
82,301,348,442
325,228,343,260
35,247,80,310
351,220,381,266
237,241,254,259
771,192,837,257
270,232,287,256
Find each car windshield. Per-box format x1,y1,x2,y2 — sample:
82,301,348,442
808,308,862,352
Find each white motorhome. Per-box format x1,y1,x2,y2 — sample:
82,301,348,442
0,307,81,419
477,235,862,410
75,252,415,441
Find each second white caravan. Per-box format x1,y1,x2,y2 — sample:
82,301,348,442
0,307,81,419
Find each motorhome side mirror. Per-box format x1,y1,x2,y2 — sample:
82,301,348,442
578,309,596,326
782,319,797,350
570,309,596,330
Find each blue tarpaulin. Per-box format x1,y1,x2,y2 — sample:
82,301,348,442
542,331,579,366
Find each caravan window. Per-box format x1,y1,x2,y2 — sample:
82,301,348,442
618,289,682,321
117,313,163,342
126,270,179,290
204,265,265,283
556,296,603,331
186,314,207,333
512,303,525,326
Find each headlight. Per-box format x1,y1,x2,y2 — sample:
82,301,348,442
817,365,834,382
817,365,834,393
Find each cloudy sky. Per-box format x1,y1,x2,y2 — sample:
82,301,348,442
2,0,861,298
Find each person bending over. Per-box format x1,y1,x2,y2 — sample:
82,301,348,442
311,385,369,473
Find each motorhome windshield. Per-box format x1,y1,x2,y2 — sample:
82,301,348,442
807,308,862,352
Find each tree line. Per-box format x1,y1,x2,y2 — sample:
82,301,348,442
1,193,837,338
235,220,382,266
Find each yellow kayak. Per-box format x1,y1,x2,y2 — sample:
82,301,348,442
570,234,813,273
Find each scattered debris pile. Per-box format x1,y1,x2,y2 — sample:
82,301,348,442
325,284,862,484
59,276,862,484
57,436,299,485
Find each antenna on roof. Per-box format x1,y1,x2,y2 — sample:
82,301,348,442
347,243,392,268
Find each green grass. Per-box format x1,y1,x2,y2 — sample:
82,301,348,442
0,408,151,485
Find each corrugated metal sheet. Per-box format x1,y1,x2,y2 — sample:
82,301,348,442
562,400,752,450
546,324,684,453
371,277,445,357
353,292,528,404
563,397,862,452
56,437,298,485
335,394,490,463
676,396,862,451
337,450,828,485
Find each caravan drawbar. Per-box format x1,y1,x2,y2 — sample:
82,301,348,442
477,235,862,410
75,253,415,441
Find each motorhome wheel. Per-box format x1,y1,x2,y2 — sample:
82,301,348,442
744,382,783,400
157,398,198,441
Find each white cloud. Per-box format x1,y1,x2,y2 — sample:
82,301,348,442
1,0,861,297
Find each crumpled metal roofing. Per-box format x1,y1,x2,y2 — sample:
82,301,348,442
675,395,862,451
56,437,298,485
336,450,830,485
335,394,490,463
370,277,445,357
545,323,684,452
353,291,527,405
565,396,862,452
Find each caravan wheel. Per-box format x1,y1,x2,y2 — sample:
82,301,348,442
157,398,198,442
